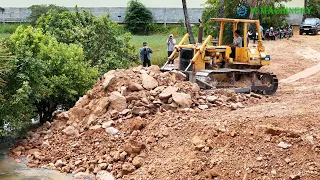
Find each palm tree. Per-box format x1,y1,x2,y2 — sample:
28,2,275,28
182,0,195,44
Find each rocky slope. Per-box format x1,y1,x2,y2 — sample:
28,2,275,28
10,65,264,180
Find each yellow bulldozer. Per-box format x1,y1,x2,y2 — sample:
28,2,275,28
161,18,278,94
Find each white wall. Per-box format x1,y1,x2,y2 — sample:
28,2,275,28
282,0,304,7
1,0,207,8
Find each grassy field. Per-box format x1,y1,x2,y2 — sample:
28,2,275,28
130,35,185,66
0,24,188,67
0,33,10,39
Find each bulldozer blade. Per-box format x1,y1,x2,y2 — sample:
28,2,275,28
160,66,179,72
204,87,251,93
160,60,169,71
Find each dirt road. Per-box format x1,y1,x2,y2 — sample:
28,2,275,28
128,35,320,179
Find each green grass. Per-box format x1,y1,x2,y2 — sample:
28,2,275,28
0,23,30,40
130,35,184,66
0,23,29,34
0,33,10,39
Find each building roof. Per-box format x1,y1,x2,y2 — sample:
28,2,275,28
0,0,207,8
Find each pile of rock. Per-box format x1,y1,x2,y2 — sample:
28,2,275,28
10,65,264,179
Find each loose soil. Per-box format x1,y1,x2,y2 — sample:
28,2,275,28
9,35,320,180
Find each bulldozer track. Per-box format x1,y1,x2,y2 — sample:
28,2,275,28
194,68,278,94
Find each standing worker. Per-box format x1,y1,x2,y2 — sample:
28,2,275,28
140,42,153,67
260,24,264,40
166,34,176,66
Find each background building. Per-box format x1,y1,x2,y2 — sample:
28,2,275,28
0,0,306,25
0,0,207,23
0,0,207,8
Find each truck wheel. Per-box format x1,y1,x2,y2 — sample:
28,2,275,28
299,31,303,35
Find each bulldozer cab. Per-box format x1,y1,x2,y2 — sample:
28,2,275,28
210,18,267,65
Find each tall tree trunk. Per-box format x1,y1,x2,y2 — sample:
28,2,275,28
302,0,308,22
258,2,262,26
37,101,57,124
216,0,225,38
182,0,195,44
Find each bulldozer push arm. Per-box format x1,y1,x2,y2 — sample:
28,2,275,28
170,35,213,72
161,33,190,70
168,33,190,61
189,35,212,71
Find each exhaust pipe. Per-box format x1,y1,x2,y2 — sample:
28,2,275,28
198,19,203,44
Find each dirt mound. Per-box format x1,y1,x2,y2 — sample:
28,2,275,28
9,65,265,179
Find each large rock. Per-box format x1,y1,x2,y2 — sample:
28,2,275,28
198,104,209,110
191,84,200,92
102,120,115,129
92,97,109,115
122,162,136,174
89,125,102,130
132,157,144,168
207,96,218,103
62,126,78,136
126,96,139,102
103,70,116,77
98,163,108,170
159,86,178,99
56,111,69,120
172,92,192,108
132,106,146,115
160,104,177,111
128,82,144,91
108,91,127,111
278,141,292,149
142,74,158,90
13,146,25,153
147,65,160,72
154,86,167,93
54,159,64,168
105,127,119,135
102,75,115,89
96,171,115,180
170,70,186,81
42,140,50,148
87,114,97,125
123,140,145,155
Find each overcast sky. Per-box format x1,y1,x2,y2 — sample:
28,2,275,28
1,0,207,8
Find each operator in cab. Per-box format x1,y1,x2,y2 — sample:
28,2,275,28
229,30,242,58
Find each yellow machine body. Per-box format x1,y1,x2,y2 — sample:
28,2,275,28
163,18,278,94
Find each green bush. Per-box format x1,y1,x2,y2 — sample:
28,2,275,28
36,8,138,74
124,0,153,34
0,26,99,135
28,4,68,25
